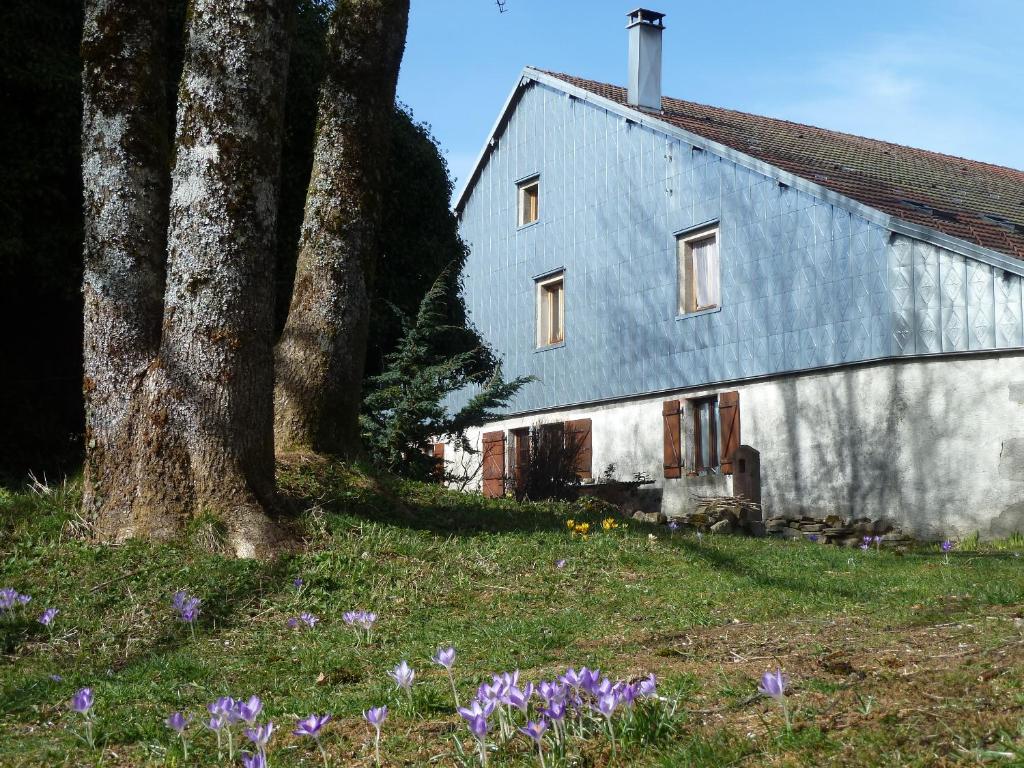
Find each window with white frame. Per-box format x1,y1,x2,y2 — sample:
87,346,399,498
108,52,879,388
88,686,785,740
518,177,540,226
536,271,564,346
677,226,720,314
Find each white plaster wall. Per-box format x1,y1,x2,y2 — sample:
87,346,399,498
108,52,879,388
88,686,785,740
446,352,1024,538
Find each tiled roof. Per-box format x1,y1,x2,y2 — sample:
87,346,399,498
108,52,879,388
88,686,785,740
543,71,1024,262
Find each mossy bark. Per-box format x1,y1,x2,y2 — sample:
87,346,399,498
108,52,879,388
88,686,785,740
81,0,292,558
274,0,410,458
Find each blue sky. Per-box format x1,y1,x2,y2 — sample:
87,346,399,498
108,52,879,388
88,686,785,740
396,0,1023,194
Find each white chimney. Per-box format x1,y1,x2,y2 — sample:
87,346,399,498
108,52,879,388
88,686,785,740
627,8,665,111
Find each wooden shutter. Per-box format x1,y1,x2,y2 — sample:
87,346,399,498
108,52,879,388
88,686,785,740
566,418,593,479
431,442,445,481
718,391,740,475
511,427,531,492
662,400,682,478
481,430,506,498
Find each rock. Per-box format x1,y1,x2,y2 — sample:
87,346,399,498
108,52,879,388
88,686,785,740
746,521,766,537
824,514,844,527
710,519,733,534
780,528,804,540
631,510,667,525
799,523,825,532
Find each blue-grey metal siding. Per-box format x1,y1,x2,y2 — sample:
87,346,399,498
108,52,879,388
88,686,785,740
453,80,1024,414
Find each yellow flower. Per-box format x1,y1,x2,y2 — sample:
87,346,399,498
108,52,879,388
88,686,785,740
566,519,575,530
601,517,618,531
575,522,590,535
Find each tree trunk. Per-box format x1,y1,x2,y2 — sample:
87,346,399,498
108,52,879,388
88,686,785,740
81,0,170,534
274,0,410,457
82,0,292,558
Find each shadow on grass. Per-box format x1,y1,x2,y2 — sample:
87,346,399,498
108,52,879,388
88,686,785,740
278,458,577,538
0,545,292,717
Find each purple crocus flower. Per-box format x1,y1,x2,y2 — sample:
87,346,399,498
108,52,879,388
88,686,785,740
758,669,788,699
364,706,388,728
241,751,266,768
166,711,192,759
637,673,657,698
542,700,566,721
238,695,263,724
71,687,93,715
38,607,59,626
537,680,565,705
0,587,30,613
668,521,679,532
294,713,332,738
388,660,415,693
49,674,63,682
295,714,332,767
292,576,304,590
172,590,201,639
758,668,792,731
286,617,299,629
166,712,190,733
560,668,583,689
578,667,601,693
596,692,618,718
432,646,456,670
364,706,387,767
209,696,236,719
555,559,566,568
519,719,548,743
941,539,953,552
506,684,533,713
466,713,488,740
244,721,274,752
458,699,496,722
299,612,319,628
71,687,95,748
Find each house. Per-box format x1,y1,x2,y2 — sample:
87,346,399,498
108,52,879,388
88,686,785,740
443,9,1024,538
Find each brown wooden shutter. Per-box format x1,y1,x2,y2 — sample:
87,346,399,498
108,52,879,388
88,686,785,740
566,418,593,479
481,430,506,498
662,400,682,478
718,391,740,475
431,442,445,481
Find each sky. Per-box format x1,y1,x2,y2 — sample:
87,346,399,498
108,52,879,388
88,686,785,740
396,0,1024,196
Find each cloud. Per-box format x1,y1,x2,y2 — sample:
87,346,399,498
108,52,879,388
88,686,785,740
764,34,1023,170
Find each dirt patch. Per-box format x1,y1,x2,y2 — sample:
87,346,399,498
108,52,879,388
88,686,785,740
623,607,1024,765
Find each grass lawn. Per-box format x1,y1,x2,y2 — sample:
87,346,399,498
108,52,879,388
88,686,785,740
2,459,1024,767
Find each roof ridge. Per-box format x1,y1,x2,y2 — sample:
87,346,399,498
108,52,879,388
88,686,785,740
538,69,1024,179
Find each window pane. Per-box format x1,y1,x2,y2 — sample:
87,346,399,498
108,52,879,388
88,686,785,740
692,235,720,309
550,284,562,342
699,401,711,469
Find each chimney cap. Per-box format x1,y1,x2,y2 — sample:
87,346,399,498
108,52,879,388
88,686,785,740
626,8,665,29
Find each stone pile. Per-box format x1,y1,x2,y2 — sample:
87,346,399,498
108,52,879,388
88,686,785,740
666,495,764,535
653,494,917,548
763,514,914,547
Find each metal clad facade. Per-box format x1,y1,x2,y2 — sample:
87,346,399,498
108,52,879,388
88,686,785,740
454,81,1024,415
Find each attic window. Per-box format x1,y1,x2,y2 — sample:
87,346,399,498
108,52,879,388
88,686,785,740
518,177,540,226
982,213,1024,235
897,199,959,223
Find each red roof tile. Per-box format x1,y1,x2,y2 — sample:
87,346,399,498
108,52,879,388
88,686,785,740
543,71,1024,261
